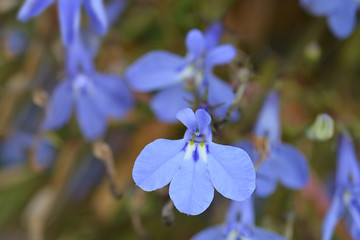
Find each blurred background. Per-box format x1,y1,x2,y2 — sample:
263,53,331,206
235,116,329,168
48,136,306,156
0,0,359,239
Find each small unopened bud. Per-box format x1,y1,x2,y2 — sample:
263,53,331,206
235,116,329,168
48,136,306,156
306,113,334,141
32,89,48,108
304,41,321,64
236,67,250,84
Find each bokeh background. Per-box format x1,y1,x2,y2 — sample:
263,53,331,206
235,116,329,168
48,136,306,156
0,0,359,239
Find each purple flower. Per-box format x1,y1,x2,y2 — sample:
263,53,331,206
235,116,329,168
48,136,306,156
235,91,309,197
17,0,108,45
322,133,360,240
300,0,359,39
132,108,255,215
191,197,286,240
42,24,133,141
1,132,56,169
125,24,238,123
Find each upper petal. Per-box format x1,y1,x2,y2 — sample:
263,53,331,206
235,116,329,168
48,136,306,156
42,80,73,130
84,0,108,35
191,225,225,240
322,193,345,240
176,108,197,131
185,29,206,58
195,109,211,133
169,156,214,215
17,0,55,21
254,91,281,143
327,0,357,39
336,134,360,186
58,0,82,45
125,50,185,92
205,44,236,68
273,143,309,189
207,143,255,201
204,22,223,49
132,139,185,191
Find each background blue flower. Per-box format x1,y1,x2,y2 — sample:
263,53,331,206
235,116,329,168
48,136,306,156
322,133,360,240
300,0,359,39
235,91,309,197
125,25,238,123
18,0,108,45
191,197,286,240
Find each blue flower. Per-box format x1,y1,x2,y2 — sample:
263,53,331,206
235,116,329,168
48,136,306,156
17,0,108,45
42,25,133,141
300,0,359,39
322,133,360,240
125,24,238,123
191,197,286,240
235,91,309,197
1,132,57,170
132,108,255,215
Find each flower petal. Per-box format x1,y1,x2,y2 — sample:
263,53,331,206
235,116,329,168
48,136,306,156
93,74,133,119
205,44,236,68
301,0,342,16
207,143,255,201
252,227,286,240
195,109,211,133
327,0,357,39
322,194,345,240
84,0,108,35
254,91,281,143
42,80,73,130
273,143,309,189
125,50,185,92
133,139,185,191
75,91,107,141
336,134,360,186
233,140,278,197
207,73,239,120
58,0,82,45
256,167,278,197
151,84,192,123
204,22,223,49
176,108,197,131
169,157,214,215
17,0,55,21
105,0,127,26
185,29,206,58
1,132,33,166
191,225,225,240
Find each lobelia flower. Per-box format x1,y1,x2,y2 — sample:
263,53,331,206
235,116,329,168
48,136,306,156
17,0,108,45
125,23,239,123
132,108,255,215
322,133,360,240
300,0,359,39
191,197,286,240
42,29,133,141
1,104,57,169
235,91,309,197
